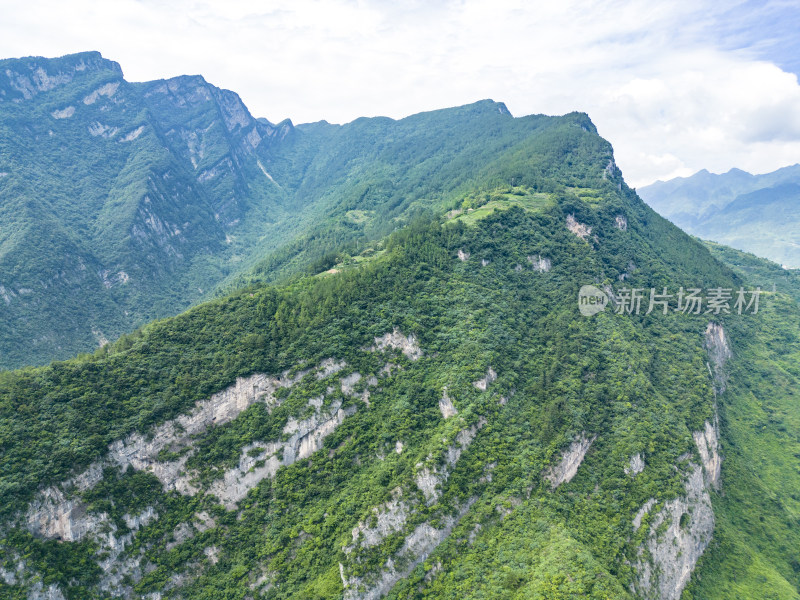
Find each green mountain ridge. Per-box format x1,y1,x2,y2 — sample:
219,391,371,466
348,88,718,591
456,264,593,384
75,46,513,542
1,51,604,370
703,240,800,302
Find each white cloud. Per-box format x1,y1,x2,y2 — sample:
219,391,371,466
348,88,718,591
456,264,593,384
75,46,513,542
0,0,798,186
594,53,800,185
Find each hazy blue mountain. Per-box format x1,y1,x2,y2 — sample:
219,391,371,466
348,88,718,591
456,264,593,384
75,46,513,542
639,165,800,267
0,51,603,369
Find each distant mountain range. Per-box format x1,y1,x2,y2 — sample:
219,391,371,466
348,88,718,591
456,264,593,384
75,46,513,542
638,165,800,268
0,51,601,369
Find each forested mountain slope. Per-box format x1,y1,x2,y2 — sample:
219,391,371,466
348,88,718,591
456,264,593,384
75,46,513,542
0,51,603,369
704,241,800,302
1,125,799,599
0,51,288,368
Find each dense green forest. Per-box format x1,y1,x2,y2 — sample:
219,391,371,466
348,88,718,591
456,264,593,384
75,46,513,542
2,153,799,598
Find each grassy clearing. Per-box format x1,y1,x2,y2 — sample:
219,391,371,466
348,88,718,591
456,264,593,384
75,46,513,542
448,190,554,226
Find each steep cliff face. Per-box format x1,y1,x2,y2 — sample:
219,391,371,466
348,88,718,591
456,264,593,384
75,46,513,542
14,342,395,597
342,501,474,600
633,464,715,600
0,51,121,102
0,52,293,369
629,324,727,600
704,322,731,393
138,75,291,228
10,331,437,598
0,52,245,367
632,419,721,600
544,433,596,487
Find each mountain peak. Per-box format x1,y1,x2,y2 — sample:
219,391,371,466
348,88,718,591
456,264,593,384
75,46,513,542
473,98,512,115
562,110,598,134
0,51,122,102
725,167,751,176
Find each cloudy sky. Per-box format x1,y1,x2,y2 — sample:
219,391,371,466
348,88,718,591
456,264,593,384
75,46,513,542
1,0,798,187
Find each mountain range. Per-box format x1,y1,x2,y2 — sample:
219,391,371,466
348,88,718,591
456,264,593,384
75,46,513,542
639,165,800,268
1,52,800,600
0,51,600,370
